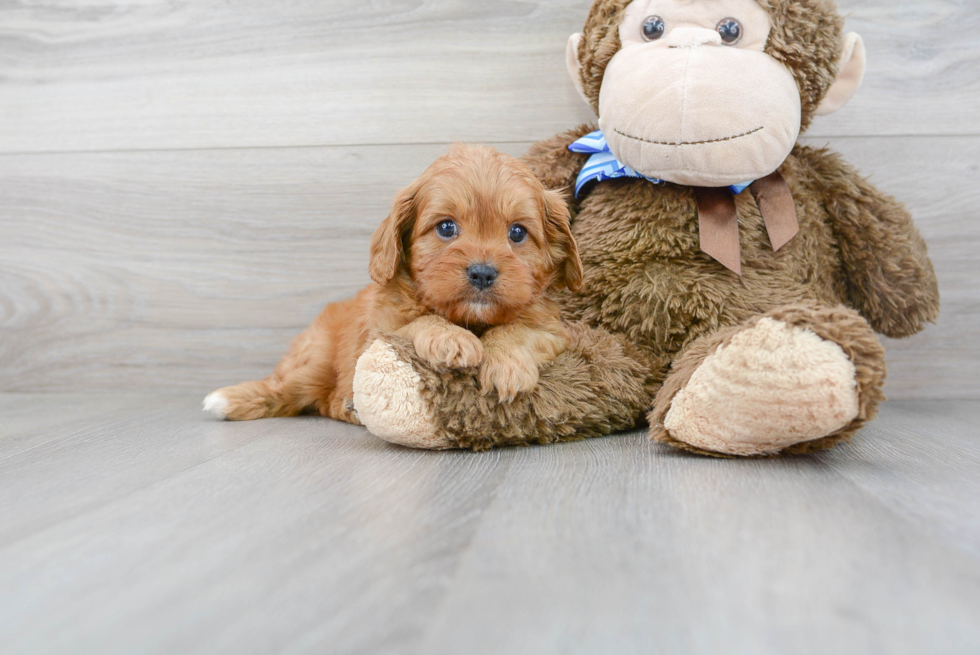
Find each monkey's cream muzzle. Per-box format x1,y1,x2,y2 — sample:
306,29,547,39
597,38,802,188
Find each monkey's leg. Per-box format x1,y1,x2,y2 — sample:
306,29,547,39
649,303,886,458
352,323,664,450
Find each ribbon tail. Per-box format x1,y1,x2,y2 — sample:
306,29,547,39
695,187,742,276
750,171,799,251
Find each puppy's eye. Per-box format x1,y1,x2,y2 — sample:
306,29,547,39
716,18,742,45
508,224,528,244
642,16,665,41
435,220,457,240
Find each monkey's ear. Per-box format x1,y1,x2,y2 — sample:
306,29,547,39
543,188,584,292
369,184,417,285
565,33,590,107
816,33,866,116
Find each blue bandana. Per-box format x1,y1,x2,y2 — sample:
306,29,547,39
568,130,753,198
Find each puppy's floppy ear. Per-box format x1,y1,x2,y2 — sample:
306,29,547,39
369,182,418,285
542,187,584,292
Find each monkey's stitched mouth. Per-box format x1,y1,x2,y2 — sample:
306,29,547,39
614,126,764,147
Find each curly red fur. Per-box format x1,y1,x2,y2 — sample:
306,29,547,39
208,145,583,420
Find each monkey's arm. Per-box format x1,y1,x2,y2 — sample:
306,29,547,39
798,145,940,338
353,323,662,450
521,124,595,206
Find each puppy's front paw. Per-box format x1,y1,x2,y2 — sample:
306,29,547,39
479,352,539,403
414,328,484,369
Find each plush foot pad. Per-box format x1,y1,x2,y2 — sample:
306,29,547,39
352,339,455,450
663,317,860,456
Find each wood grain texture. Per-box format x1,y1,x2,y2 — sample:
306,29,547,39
0,0,977,154
1,395,978,654
1,137,976,397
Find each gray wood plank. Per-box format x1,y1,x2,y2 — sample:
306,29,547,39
0,395,977,654
0,394,279,544
417,421,980,655
1,137,975,398
0,0,976,154
0,393,512,655
823,400,980,557
0,392,188,458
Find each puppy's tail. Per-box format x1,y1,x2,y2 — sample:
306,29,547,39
203,379,307,421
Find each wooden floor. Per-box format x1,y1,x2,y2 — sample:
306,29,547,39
1,395,978,654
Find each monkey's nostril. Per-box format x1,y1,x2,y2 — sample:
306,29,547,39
467,263,498,290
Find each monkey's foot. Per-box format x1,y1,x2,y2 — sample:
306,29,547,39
650,305,886,457
352,339,455,450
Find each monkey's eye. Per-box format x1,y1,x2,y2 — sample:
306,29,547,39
716,18,742,45
641,16,665,42
436,220,458,240
508,224,528,244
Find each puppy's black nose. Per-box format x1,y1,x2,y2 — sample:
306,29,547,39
467,263,497,290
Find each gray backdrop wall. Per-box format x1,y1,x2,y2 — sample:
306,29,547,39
1,0,977,399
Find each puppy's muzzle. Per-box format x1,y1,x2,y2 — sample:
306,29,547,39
467,263,497,290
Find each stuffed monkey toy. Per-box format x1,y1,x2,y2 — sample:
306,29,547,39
351,0,939,457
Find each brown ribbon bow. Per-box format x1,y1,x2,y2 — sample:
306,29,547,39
694,171,799,276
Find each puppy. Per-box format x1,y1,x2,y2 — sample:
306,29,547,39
204,144,583,423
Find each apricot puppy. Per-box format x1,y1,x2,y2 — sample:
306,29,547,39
204,144,583,423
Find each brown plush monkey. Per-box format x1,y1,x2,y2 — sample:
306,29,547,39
351,0,939,457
